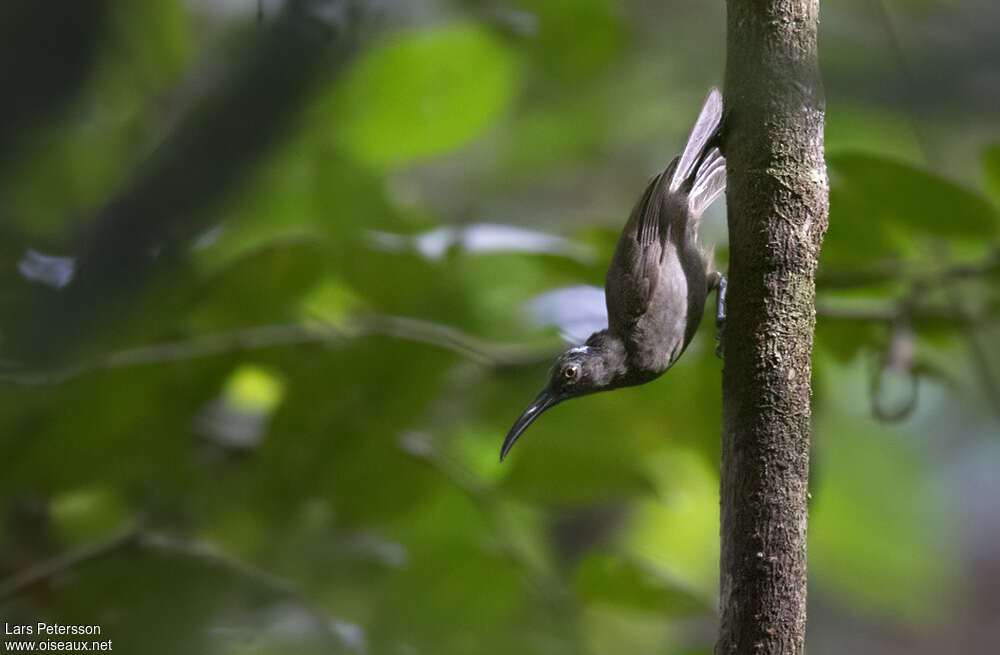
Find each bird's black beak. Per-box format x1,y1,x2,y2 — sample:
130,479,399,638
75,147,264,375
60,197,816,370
500,389,559,462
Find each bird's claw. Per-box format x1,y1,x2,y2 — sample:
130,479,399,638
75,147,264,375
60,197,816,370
712,272,727,359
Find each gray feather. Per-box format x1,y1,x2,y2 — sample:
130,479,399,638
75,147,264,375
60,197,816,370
668,88,723,193
689,147,726,218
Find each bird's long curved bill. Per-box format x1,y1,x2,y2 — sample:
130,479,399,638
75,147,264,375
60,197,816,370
500,390,557,462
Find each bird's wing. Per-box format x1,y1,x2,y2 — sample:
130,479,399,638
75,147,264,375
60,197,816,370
668,89,723,193
604,162,675,331
689,147,726,218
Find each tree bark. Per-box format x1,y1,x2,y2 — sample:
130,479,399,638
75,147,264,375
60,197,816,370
717,1,828,654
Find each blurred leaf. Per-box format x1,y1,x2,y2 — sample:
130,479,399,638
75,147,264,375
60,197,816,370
221,364,285,413
621,448,719,593
97,0,194,115
205,136,401,263
329,244,481,331
816,315,888,364
335,23,517,166
1,360,232,499
222,364,284,413
498,398,658,504
0,0,195,237
49,539,262,655
984,143,1000,206
50,487,130,544
500,94,609,173
825,102,923,163
244,339,456,525
298,276,361,325
825,153,998,266
450,424,511,485
521,0,624,78
188,237,327,329
575,552,709,616
369,487,528,655
810,417,957,623
581,605,679,655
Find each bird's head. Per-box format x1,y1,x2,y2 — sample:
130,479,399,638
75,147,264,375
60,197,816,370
500,343,614,461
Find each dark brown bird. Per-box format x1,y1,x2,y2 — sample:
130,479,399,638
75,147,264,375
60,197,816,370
501,89,727,461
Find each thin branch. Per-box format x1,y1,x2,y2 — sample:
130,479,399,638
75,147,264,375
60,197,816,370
867,0,1000,415
0,315,557,386
871,0,938,162
0,528,346,647
0,528,296,601
816,301,963,324
817,303,899,322
406,429,581,618
0,529,140,602
943,280,1000,415
817,250,999,290
351,314,555,366
134,532,346,647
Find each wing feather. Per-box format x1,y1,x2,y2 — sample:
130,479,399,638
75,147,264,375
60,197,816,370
605,89,725,333
668,89,723,193
689,147,726,218
605,161,675,331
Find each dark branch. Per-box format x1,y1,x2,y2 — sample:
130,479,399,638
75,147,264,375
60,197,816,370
9,0,369,367
719,0,828,652
0,315,557,386
817,248,999,290
0,0,107,159
0,529,138,602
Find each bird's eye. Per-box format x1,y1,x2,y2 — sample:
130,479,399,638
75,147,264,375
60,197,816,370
563,365,578,380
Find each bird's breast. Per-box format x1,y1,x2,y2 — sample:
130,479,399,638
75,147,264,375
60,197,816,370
624,243,708,379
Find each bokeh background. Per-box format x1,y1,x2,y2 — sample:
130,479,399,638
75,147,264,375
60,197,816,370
2,1,999,653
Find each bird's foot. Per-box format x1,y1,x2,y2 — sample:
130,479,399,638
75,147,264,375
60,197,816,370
711,272,727,358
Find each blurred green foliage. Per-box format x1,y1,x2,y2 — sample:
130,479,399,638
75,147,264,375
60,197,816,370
1,1,998,654
333,23,517,166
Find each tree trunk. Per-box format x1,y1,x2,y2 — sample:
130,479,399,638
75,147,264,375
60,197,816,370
717,1,828,653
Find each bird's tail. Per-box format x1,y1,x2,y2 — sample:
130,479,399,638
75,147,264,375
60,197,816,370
667,88,726,220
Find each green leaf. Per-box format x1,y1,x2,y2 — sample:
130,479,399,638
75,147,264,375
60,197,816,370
50,540,253,655
810,417,957,622
498,395,658,504
575,552,709,616
620,448,719,593
526,0,624,78
220,364,285,413
581,605,685,655
825,102,923,163
50,487,131,544
246,338,456,525
187,238,327,330
825,153,998,266
367,488,532,654
1,359,232,499
983,143,1000,206
335,24,517,166
815,314,888,364
0,0,195,237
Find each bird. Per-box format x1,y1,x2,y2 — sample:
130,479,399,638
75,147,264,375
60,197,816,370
500,89,727,462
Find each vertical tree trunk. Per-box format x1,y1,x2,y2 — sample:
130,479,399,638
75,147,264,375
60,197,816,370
717,1,828,654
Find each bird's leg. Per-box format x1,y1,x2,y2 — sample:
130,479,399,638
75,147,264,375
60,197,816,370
708,271,727,358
